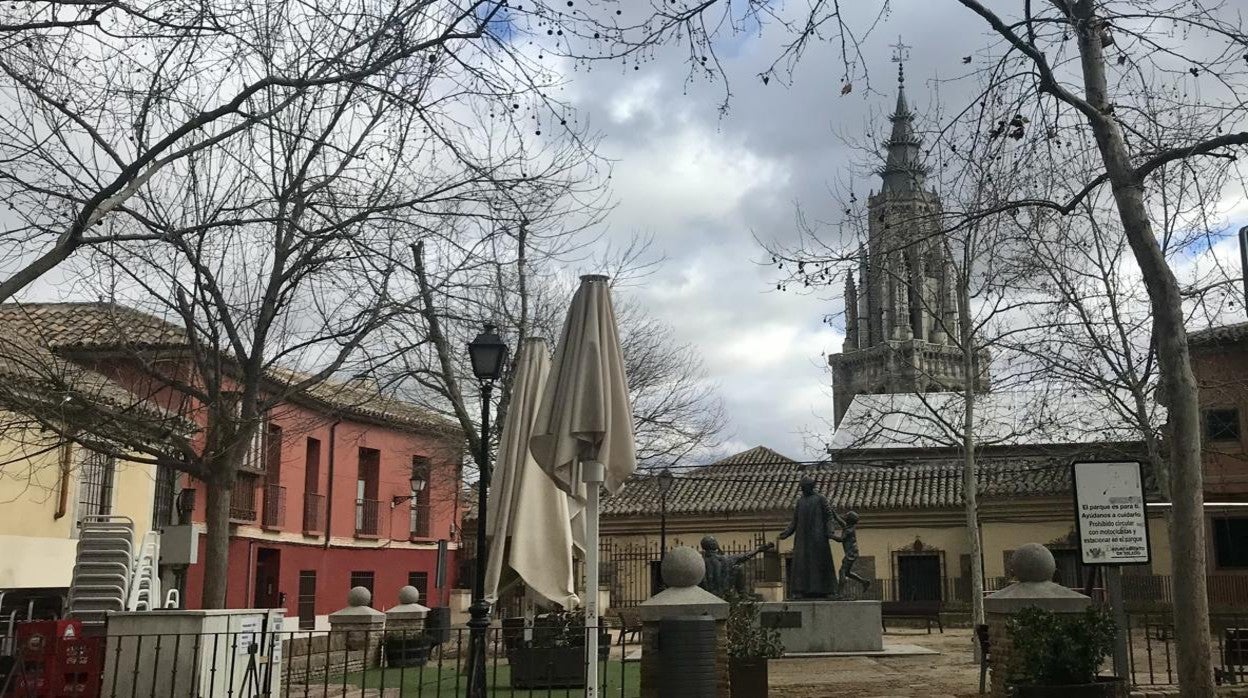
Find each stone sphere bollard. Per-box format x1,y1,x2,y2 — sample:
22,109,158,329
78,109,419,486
661,545,706,588
398,585,420,605
348,585,372,607
1010,543,1056,582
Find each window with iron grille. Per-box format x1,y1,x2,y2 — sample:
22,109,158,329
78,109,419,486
407,571,429,604
298,571,317,630
76,450,116,526
151,464,177,529
349,571,375,605
1205,408,1241,442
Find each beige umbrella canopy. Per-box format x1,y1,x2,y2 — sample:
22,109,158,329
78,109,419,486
529,274,636,698
529,275,636,494
483,337,578,609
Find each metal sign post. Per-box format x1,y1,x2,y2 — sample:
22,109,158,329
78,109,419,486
1072,461,1151,683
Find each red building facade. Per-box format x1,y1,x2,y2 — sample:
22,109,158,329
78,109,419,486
0,303,464,628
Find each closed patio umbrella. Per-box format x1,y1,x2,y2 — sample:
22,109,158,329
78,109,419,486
483,337,578,609
530,274,637,698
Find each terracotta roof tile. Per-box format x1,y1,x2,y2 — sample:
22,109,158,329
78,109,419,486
1189,321,1248,347
0,302,458,436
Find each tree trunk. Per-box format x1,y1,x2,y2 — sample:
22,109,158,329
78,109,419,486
201,479,232,609
959,285,985,629
1072,2,1213,692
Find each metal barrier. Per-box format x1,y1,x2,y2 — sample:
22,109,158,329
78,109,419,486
1127,612,1248,687
7,623,639,697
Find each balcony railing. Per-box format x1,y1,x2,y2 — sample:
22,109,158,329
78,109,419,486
410,502,431,539
355,498,379,537
229,479,257,522
302,493,325,534
262,484,286,529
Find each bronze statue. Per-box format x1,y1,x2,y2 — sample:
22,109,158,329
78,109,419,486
831,510,870,593
697,536,773,598
778,476,844,599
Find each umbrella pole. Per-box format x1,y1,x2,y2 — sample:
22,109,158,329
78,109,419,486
583,459,605,698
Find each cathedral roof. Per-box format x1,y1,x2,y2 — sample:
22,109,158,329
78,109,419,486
877,69,929,195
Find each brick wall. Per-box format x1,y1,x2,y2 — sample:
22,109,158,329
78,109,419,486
281,630,382,685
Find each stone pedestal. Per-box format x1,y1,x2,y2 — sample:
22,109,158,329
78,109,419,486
984,543,1093,698
758,600,882,654
638,546,731,698
385,585,430,634
329,586,386,652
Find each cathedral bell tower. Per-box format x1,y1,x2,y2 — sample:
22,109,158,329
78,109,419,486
829,45,990,427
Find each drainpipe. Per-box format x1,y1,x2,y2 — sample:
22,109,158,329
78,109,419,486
54,442,72,519
323,420,341,550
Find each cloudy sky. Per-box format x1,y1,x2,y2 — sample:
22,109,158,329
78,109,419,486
551,5,1008,462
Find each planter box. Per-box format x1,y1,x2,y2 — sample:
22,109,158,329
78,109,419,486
1010,677,1126,698
509,647,586,689
729,657,769,698
507,633,611,690
383,635,434,668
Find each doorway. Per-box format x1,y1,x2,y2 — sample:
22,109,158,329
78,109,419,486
254,547,282,608
897,553,942,601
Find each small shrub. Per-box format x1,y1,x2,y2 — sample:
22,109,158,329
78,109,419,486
1006,606,1116,686
725,591,784,660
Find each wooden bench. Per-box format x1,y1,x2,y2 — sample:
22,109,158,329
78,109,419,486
880,600,944,633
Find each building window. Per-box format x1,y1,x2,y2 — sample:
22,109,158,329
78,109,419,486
407,572,429,603
77,450,116,526
355,448,380,536
349,571,375,605
410,456,432,538
1205,408,1241,442
298,571,317,630
1213,518,1248,569
151,464,177,529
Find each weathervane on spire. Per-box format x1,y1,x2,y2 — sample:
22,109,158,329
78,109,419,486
890,36,911,86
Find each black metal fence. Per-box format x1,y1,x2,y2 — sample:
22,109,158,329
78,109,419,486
602,536,776,608
1126,612,1248,686
4,624,638,697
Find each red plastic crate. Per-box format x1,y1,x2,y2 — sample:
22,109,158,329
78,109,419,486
8,621,102,698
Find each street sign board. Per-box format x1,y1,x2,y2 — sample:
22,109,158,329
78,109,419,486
1071,461,1151,565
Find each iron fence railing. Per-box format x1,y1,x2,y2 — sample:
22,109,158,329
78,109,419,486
8,623,637,697
262,484,286,530
302,493,325,534
355,498,379,537
1127,611,1248,686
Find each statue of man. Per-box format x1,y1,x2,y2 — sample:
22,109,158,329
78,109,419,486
778,476,845,599
698,536,773,598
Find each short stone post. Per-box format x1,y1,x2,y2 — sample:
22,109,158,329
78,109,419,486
386,585,430,633
638,546,731,698
984,544,1093,698
329,586,386,665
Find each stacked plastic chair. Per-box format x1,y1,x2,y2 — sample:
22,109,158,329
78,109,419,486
67,515,135,627
125,530,162,612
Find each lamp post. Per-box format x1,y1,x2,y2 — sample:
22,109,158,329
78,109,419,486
657,468,674,558
466,323,508,698
390,471,428,508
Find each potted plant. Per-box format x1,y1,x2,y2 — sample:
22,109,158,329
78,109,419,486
1005,606,1123,697
507,609,611,689
725,591,784,698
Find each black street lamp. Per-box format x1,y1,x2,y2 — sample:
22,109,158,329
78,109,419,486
465,323,508,698
390,470,428,508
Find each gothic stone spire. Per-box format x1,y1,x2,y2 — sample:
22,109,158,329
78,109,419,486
878,43,928,195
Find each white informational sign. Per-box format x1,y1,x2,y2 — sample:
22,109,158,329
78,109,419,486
1071,461,1151,565
236,615,263,655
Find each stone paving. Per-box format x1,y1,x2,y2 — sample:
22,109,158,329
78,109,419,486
769,628,981,698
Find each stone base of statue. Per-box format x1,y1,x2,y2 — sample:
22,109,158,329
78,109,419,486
758,600,882,654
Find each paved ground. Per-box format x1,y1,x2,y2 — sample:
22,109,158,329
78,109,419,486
769,628,981,698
